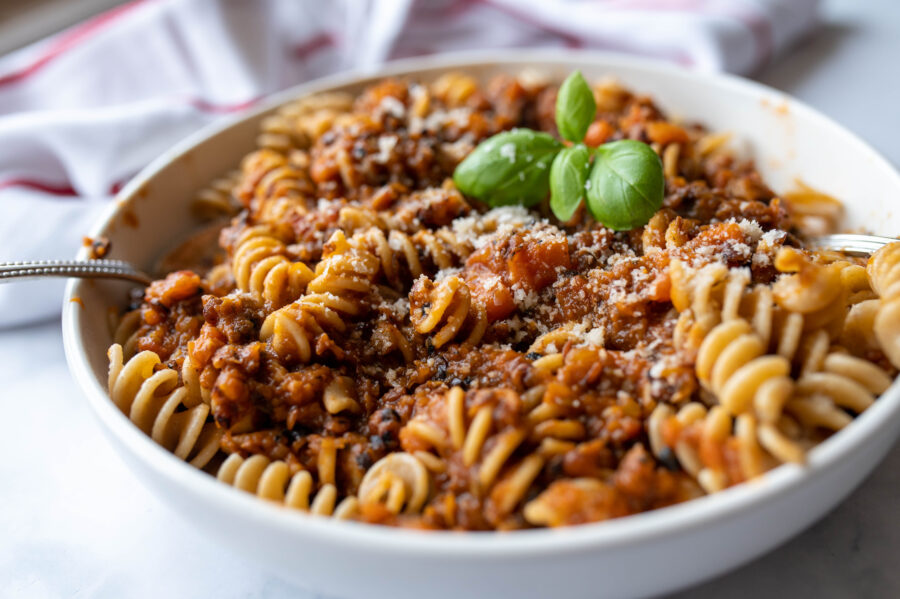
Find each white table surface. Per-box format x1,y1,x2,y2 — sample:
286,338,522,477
2,0,899,597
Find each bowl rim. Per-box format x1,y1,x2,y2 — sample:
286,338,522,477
62,48,900,557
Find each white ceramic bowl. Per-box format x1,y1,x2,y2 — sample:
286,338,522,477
62,50,900,599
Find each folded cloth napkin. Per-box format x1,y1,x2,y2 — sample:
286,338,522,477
0,0,819,327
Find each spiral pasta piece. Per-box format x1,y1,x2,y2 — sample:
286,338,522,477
527,322,597,356
655,312,894,490
410,275,487,348
670,261,760,349
404,387,545,518
772,247,866,337
217,454,359,518
358,452,430,515
259,230,382,362
180,351,210,406
649,401,794,493
522,478,614,527
670,259,842,375
778,351,890,439
338,205,400,233
240,149,312,201
782,182,844,236
430,72,479,107
525,389,586,448
111,308,142,359
257,92,354,152
840,298,880,354
651,319,806,487
107,344,221,468
696,319,792,415
260,297,348,363
867,242,900,368
307,230,381,297
236,149,316,224
231,226,314,308
322,375,361,415
868,242,900,297
793,352,891,415
356,226,472,290
258,113,310,154
191,169,242,220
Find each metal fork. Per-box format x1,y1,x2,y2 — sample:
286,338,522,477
0,233,896,286
807,233,899,256
0,259,153,285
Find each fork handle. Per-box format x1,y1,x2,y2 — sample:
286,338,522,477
0,260,152,285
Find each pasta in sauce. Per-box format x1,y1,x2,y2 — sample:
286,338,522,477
109,72,900,530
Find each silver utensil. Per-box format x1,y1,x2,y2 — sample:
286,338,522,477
0,259,153,285
806,233,898,256
1,233,896,286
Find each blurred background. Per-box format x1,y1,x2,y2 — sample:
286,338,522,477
0,0,123,55
0,0,824,326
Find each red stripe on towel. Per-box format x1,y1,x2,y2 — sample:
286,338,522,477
187,96,261,114
0,0,151,88
293,32,339,60
0,178,78,196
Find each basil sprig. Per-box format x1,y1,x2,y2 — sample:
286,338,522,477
452,70,664,231
556,70,596,143
587,140,664,230
452,129,562,207
549,144,591,222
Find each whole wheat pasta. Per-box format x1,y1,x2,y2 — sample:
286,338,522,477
217,454,359,518
105,73,899,530
108,345,221,468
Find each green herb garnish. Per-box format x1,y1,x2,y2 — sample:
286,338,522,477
452,71,664,231
549,144,591,222
452,129,562,207
587,140,664,230
555,70,596,143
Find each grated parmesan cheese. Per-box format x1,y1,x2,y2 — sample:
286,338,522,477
499,143,517,163
760,229,787,246
731,242,752,258
752,253,771,268
583,326,605,347
374,135,398,163
512,286,539,310
379,96,406,119
730,218,764,243
434,267,463,282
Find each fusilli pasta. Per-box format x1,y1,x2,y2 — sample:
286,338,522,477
104,72,899,530
108,344,220,468
217,454,359,518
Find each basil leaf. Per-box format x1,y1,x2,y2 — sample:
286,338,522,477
556,70,596,143
586,140,664,231
453,129,563,207
550,144,592,221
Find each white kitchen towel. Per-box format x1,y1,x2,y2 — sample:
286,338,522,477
0,0,819,326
